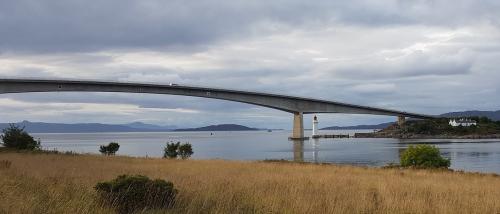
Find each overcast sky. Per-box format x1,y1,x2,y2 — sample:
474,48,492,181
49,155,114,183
1,0,499,129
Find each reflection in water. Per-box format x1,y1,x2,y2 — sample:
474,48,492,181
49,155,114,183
312,138,320,163
455,152,491,158
292,140,304,162
292,139,320,163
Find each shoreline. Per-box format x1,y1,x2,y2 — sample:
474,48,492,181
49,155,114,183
2,148,499,174
354,132,500,139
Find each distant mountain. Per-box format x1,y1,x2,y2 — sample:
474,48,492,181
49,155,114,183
125,122,177,130
440,110,500,121
174,124,259,131
321,122,394,130
0,121,175,133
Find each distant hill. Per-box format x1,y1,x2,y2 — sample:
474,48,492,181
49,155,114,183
321,122,394,130
3,110,498,133
0,121,260,133
174,124,259,131
440,110,500,121
0,121,175,133
125,122,177,130
320,110,500,130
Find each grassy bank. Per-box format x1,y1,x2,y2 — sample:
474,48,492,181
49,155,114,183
1,151,500,213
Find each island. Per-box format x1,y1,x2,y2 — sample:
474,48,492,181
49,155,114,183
355,117,500,139
174,124,259,132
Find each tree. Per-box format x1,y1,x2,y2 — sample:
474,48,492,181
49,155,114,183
99,142,120,155
400,145,450,169
1,124,40,150
164,142,180,158
476,117,493,123
178,143,193,159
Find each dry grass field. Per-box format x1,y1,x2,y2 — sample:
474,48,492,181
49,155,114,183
1,151,500,214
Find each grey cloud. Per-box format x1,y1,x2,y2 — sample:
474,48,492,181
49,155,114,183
0,66,54,78
2,0,500,53
333,50,474,79
0,0,316,53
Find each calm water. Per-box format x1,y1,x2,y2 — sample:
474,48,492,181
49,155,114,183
33,130,500,174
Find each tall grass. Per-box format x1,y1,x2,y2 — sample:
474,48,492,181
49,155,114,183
1,152,499,213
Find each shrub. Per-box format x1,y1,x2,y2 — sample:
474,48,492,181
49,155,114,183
164,142,194,159
1,124,40,150
164,142,180,159
94,175,177,213
178,143,193,159
99,142,120,155
400,145,450,169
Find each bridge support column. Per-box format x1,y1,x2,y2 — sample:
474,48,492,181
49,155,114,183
293,140,304,162
289,112,309,140
398,116,406,126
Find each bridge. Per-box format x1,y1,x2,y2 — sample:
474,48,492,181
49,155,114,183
0,79,435,139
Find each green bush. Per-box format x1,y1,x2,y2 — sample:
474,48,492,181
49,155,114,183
94,175,177,213
164,142,194,159
99,142,120,155
1,124,40,150
400,145,450,168
178,143,193,159
164,142,180,158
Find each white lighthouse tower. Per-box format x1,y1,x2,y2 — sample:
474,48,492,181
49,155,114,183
312,115,319,136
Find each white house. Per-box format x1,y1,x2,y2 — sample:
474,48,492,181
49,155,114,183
449,118,477,127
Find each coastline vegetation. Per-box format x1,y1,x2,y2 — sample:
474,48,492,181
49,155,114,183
164,142,193,159
361,117,500,138
1,124,40,150
99,142,120,155
404,117,500,136
1,150,500,213
399,145,450,168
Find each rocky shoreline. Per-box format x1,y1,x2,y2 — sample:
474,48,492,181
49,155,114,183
355,132,500,139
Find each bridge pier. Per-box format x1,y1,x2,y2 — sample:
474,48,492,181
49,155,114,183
289,112,309,140
398,115,406,126
293,140,304,162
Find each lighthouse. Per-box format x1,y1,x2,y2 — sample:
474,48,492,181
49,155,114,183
312,115,319,136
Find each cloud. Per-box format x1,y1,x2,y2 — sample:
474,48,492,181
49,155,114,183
350,83,397,94
334,49,474,79
2,0,500,53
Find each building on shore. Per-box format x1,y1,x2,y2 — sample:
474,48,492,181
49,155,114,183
449,118,477,127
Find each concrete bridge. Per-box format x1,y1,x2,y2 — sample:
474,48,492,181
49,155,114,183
0,79,435,139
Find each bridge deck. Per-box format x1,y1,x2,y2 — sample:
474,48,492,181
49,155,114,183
0,79,436,140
